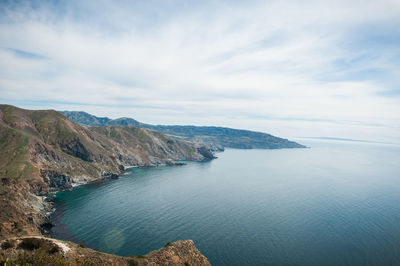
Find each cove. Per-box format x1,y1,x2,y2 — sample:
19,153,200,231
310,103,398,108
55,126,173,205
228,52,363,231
51,140,400,265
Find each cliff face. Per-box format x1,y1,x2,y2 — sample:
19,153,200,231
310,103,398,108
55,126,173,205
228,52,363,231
0,104,213,264
0,178,48,239
60,110,306,150
90,126,215,164
0,105,214,193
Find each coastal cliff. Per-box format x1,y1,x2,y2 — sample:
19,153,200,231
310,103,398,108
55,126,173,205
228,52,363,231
0,105,214,193
61,111,306,150
0,104,213,264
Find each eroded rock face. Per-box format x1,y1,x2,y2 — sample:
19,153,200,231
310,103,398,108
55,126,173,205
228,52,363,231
0,179,47,240
197,146,216,161
59,137,93,162
40,170,73,190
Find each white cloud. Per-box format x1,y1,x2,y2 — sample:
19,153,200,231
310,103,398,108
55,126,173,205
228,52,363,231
0,0,399,143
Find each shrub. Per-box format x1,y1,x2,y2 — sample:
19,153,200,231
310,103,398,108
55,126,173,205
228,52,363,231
8,248,68,265
1,239,16,249
164,241,172,247
18,238,44,250
128,259,139,266
12,222,23,232
18,238,60,255
48,244,61,254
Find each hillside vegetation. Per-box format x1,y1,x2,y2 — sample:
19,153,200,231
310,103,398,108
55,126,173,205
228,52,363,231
61,110,306,149
0,104,214,239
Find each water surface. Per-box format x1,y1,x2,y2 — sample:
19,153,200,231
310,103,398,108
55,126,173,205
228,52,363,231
51,140,400,265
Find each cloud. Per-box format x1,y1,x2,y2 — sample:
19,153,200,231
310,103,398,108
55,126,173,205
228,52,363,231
0,0,399,143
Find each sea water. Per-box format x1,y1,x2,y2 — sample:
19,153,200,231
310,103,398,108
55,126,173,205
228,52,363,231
51,140,400,265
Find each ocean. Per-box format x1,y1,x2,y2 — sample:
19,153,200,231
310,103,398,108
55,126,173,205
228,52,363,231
51,140,400,265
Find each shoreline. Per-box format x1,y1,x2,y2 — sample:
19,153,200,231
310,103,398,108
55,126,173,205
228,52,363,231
43,162,189,244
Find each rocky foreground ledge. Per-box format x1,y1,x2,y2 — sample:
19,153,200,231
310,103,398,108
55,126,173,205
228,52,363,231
0,236,211,265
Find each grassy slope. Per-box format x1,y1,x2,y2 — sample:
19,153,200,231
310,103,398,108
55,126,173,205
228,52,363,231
90,126,207,162
0,105,213,183
0,105,121,182
60,110,306,149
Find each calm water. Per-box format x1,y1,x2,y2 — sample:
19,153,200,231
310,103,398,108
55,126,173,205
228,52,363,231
51,140,400,265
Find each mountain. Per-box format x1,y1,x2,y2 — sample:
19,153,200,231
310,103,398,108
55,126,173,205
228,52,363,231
0,104,213,244
60,111,306,149
0,105,213,191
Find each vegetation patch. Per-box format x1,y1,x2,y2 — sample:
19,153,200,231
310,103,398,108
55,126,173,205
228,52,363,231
0,249,68,266
17,237,60,254
18,238,46,251
128,259,139,266
1,239,17,250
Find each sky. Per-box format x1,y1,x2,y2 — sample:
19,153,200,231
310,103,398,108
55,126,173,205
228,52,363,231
0,0,399,143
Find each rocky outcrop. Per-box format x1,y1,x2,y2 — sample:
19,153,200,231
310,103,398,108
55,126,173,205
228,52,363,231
197,146,216,160
0,178,48,239
0,237,211,265
40,170,73,190
146,240,211,265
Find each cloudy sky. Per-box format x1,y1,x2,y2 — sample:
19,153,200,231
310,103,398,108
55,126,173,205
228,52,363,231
0,0,399,143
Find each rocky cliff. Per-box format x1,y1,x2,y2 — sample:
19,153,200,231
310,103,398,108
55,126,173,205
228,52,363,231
60,111,306,150
0,105,214,193
0,104,213,264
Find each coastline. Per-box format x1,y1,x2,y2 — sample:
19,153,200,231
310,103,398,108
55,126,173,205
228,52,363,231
43,162,187,243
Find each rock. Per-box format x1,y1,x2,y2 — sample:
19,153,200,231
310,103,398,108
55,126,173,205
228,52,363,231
40,170,73,190
102,172,119,179
59,137,93,162
197,146,216,161
40,222,55,230
146,240,211,266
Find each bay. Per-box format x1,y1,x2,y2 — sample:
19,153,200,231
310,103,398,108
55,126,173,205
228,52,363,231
51,140,400,265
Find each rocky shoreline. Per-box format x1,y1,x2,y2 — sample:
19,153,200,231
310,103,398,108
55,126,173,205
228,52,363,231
0,163,212,265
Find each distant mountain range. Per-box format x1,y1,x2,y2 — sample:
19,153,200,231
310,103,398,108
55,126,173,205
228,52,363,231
60,111,306,150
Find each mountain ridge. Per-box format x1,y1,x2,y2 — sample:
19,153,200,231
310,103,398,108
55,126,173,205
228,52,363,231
60,110,306,150
0,105,214,192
